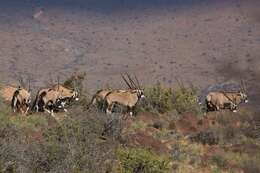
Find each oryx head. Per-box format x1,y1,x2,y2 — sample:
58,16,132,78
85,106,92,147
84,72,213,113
239,80,248,103
121,73,145,99
71,89,79,101
136,89,145,99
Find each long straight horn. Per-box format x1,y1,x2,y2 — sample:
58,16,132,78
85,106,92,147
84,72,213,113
121,74,132,89
57,76,60,90
134,74,141,89
28,78,31,92
18,75,26,89
241,79,247,92
126,73,137,89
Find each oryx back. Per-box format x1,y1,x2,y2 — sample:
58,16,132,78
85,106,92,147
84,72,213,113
105,90,139,107
91,89,111,105
52,84,79,101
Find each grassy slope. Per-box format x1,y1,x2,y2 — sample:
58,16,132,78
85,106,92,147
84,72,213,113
0,85,259,173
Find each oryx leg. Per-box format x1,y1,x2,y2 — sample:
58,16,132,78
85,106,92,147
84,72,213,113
61,101,67,112
206,101,215,112
50,109,56,118
35,105,39,112
43,102,51,114
58,100,67,112
35,100,39,112
127,106,134,116
12,97,18,113
43,107,51,114
19,106,25,115
230,103,238,113
106,103,114,114
25,106,30,115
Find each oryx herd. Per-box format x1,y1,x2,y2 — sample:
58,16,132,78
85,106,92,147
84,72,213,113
0,82,79,117
89,75,249,115
0,73,249,118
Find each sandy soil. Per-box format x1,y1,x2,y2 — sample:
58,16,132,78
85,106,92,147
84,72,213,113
0,0,259,109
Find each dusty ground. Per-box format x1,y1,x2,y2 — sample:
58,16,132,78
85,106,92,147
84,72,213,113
0,0,259,109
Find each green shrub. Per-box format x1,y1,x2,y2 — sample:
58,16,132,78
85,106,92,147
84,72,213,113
116,147,170,173
140,84,202,115
141,84,174,113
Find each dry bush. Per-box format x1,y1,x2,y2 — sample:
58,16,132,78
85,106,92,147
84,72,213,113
0,95,119,173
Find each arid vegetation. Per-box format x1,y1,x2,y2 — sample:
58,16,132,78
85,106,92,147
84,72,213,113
0,75,259,173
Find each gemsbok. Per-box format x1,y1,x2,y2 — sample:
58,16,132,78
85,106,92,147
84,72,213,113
105,73,145,116
205,81,248,112
11,86,31,115
33,88,66,117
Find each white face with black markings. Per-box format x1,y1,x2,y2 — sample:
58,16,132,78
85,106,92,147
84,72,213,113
136,89,145,99
239,91,248,103
70,90,79,101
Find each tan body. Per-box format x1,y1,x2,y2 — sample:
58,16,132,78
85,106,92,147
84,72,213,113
52,84,79,102
105,89,144,115
33,88,65,116
206,91,248,112
0,85,18,101
11,87,31,115
90,89,111,105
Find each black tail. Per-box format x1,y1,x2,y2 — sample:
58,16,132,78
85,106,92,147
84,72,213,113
11,90,20,111
31,91,40,111
32,91,47,112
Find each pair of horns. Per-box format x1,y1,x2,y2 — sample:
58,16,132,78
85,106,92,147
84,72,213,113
17,75,31,91
121,73,141,90
240,79,247,92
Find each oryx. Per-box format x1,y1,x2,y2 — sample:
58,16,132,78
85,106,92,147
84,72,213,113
9,76,32,115
105,73,145,116
33,88,66,117
11,86,31,115
205,81,248,112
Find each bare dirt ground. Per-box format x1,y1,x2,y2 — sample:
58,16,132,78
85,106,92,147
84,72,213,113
0,0,259,109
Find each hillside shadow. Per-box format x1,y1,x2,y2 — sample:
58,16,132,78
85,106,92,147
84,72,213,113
215,59,260,112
